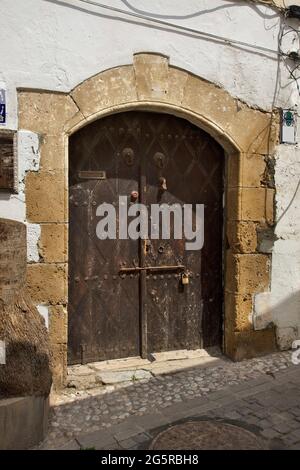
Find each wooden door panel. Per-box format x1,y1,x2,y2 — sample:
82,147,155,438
68,111,223,364
142,113,223,351
68,115,140,364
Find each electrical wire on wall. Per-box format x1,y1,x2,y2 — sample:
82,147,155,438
45,0,285,59
279,17,300,96
44,0,300,227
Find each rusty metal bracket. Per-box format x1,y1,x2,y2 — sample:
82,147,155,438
119,265,185,273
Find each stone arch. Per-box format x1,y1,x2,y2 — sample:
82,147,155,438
18,53,278,387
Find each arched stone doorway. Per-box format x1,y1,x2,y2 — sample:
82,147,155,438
68,111,224,364
18,53,278,386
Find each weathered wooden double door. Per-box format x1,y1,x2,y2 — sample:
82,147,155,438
68,112,223,365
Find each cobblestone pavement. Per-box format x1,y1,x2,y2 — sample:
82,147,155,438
38,351,300,449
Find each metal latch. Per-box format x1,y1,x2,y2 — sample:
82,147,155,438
119,265,185,273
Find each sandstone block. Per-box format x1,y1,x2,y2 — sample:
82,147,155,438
134,53,169,101
26,263,67,305
227,221,257,253
71,66,137,118
39,135,65,172
226,252,270,294
225,328,276,361
18,92,81,135
26,171,66,223
49,305,67,345
51,343,67,389
225,292,253,332
39,223,67,263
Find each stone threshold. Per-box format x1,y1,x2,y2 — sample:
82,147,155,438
65,347,225,391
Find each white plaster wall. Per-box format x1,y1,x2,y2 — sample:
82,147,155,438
0,0,300,348
0,0,294,129
272,146,300,347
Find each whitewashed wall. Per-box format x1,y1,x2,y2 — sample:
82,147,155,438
0,0,300,348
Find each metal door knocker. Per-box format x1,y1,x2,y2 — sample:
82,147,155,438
154,152,167,169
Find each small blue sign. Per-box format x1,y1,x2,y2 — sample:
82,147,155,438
0,89,6,124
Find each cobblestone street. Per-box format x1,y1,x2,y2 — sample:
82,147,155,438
38,351,300,450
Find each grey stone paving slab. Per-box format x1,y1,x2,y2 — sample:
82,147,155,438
133,412,171,431
76,429,116,449
233,382,275,399
207,389,233,401
118,437,140,449
133,432,152,443
113,425,145,442
260,428,281,439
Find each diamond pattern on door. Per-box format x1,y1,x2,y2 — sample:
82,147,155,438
68,112,223,364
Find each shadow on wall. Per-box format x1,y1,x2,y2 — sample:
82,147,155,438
0,288,52,399
0,219,52,398
253,289,300,349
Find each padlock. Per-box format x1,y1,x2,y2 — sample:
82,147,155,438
181,273,189,285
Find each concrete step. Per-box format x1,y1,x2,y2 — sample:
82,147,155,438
98,369,152,385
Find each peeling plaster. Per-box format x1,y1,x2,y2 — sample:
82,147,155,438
27,223,41,262
36,305,49,329
18,130,40,180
